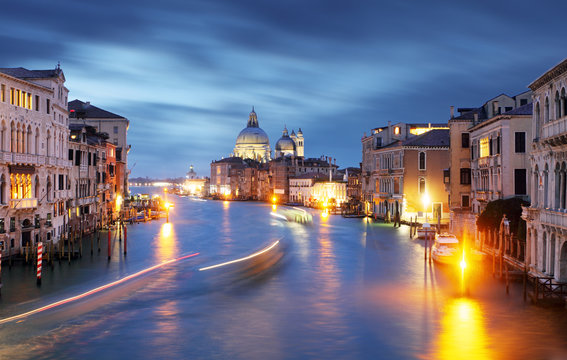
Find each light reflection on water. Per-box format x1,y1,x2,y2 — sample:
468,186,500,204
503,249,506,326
2,195,567,359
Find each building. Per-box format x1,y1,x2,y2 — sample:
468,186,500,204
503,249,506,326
448,91,532,239
68,124,106,234
275,126,305,158
68,99,130,197
210,157,247,197
183,165,209,197
0,66,72,253
361,122,448,216
469,104,533,215
289,173,327,205
524,58,567,281
233,108,271,163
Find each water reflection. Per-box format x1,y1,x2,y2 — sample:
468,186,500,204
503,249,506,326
432,298,493,360
156,222,177,262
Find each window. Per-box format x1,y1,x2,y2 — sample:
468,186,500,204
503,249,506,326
9,88,14,105
418,152,426,170
46,213,52,227
480,137,490,157
46,99,50,114
9,217,15,232
375,137,382,148
58,174,64,190
461,133,469,148
496,135,501,154
515,132,526,153
75,150,81,166
515,169,527,195
520,99,528,106
113,138,118,146
68,149,73,161
419,178,426,194
88,152,92,166
0,218,4,233
394,178,400,194
35,95,39,111
505,106,513,113
394,126,400,135
113,126,118,134
0,84,4,102
461,195,470,208
460,168,471,185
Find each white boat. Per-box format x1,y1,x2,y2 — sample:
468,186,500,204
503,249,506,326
431,233,460,265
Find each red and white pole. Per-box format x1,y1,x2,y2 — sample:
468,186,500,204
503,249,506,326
37,242,43,285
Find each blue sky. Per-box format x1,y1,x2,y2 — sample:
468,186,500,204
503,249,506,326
2,0,567,178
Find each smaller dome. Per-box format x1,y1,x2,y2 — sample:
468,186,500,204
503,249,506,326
275,126,296,156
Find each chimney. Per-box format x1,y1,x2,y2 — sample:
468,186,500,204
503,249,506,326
493,101,499,116
450,106,454,119
473,113,478,125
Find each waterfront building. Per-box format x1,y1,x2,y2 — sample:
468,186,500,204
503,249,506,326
361,122,448,216
68,100,130,197
104,142,118,223
274,126,305,159
233,108,271,163
210,157,246,197
524,58,567,281
311,178,347,208
448,91,532,239
344,167,362,202
289,173,327,205
183,165,209,197
0,66,72,254
68,124,106,233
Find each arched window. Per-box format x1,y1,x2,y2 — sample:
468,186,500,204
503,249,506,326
419,178,426,194
544,163,549,208
545,97,550,123
35,128,40,155
34,175,40,199
0,174,5,204
533,166,539,207
46,129,51,157
555,163,561,209
543,233,548,272
556,91,561,120
562,88,567,118
418,152,426,170
550,234,556,276
10,121,15,152
46,176,52,202
0,120,5,152
26,125,31,154
535,102,541,140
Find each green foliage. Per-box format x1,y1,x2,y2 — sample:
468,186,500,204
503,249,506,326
476,198,529,238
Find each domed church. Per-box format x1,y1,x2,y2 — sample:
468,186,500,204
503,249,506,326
275,126,304,158
233,108,271,162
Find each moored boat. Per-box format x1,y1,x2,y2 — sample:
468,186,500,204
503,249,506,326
431,233,460,265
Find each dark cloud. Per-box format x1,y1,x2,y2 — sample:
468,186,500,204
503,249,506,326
2,0,567,177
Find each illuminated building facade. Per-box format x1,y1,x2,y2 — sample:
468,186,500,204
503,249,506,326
0,66,72,254
68,100,130,197
448,91,531,239
361,122,448,216
68,124,107,233
183,165,209,197
523,58,567,281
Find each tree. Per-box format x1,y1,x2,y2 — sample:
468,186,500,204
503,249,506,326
476,198,529,241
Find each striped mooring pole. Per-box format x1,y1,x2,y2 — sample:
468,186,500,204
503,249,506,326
37,242,43,285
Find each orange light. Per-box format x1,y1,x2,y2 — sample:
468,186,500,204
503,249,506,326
272,196,277,203
460,249,467,270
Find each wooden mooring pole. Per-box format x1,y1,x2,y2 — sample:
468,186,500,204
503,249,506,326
107,228,111,261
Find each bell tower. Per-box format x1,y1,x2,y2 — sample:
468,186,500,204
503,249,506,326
296,128,304,157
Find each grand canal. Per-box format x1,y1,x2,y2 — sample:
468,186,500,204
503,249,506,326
1,188,567,359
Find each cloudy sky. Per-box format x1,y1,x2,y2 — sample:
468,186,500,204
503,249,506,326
2,0,566,178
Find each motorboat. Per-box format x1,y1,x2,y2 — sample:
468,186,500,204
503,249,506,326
431,233,460,265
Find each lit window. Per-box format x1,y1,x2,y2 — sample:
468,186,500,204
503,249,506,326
394,126,400,135
479,137,490,158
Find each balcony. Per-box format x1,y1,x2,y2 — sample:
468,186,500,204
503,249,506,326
540,208,567,229
542,116,567,146
10,198,38,209
476,155,500,169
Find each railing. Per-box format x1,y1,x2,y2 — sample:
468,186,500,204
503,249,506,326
540,209,567,228
533,277,567,302
10,198,38,209
542,116,567,141
48,157,57,166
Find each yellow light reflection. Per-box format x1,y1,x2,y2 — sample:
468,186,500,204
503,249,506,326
223,200,229,208
434,298,493,360
156,222,176,261
272,204,277,211
321,210,329,219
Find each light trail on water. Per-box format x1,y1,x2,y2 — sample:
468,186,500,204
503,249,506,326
0,252,200,325
199,240,280,271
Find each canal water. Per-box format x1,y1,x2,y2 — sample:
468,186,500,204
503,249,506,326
1,187,567,359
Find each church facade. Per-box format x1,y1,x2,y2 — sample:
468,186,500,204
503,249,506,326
233,108,271,163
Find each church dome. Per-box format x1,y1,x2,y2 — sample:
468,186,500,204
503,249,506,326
236,127,270,145
275,126,296,156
